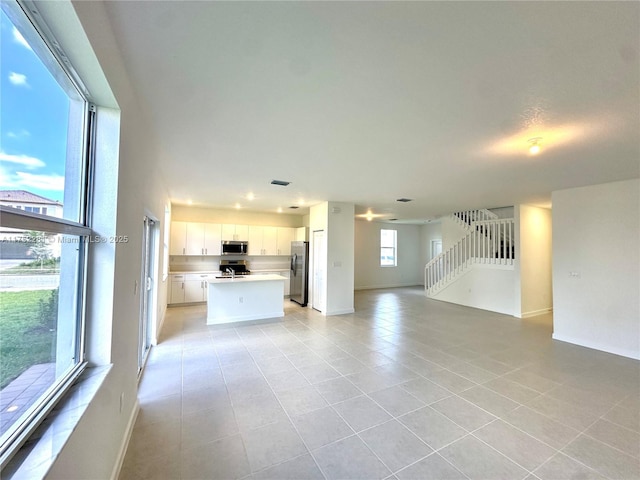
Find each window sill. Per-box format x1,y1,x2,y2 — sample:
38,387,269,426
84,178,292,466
3,365,112,480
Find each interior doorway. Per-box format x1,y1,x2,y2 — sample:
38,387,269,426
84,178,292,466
431,239,442,259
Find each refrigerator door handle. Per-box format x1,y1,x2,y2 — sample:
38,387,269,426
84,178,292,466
291,253,297,276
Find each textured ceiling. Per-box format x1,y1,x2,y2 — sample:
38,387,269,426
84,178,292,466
101,1,639,222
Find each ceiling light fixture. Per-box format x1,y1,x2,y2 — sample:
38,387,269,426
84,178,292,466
277,207,283,213
246,192,255,201
234,203,241,209
396,198,413,203
528,137,542,155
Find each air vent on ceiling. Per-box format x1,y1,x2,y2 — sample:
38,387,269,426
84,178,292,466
389,218,398,221
396,198,413,203
271,180,290,186
289,206,299,209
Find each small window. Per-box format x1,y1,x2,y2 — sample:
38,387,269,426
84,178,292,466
380,229,397,266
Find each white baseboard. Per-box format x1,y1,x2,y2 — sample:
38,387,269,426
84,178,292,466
110,398,140,480
518,307,553,319
355,283,421,291
325,308,355,316
552,333,640,360
154,306,167,345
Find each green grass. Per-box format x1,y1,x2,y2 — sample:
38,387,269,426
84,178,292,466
0,289,58,389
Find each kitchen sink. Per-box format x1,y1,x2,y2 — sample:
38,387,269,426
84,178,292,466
215,276,245,279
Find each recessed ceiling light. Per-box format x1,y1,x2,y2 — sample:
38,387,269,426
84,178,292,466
528,137,542,155
396,198,413,203
234,203,241,209
271,180,290,186
277,207,283,213
187,200,193,205
246,192,255,201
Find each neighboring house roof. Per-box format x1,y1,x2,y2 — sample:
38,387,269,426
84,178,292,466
0,190,61,205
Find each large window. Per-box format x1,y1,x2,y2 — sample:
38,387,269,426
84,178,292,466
0,2,92,465
380,229,397,266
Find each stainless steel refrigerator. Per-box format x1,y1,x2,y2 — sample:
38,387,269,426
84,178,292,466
290,241,309,306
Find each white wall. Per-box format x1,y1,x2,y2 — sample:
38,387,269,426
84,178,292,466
326,202,355,315
552,179,640,360
38,2,171,478
441,216,468,250
430,266,517,316
309,202,355,315
517,205,552,317
355,221,422,290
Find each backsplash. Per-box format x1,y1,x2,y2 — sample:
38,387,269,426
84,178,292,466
170,255,289,273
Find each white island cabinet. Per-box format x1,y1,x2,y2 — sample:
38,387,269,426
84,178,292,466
207,274,286,325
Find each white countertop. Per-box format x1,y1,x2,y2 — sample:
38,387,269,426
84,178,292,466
207,274,286,285
170,269,289,275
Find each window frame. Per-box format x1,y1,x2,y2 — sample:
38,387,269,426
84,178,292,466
0,0,94,467
380,228,398,267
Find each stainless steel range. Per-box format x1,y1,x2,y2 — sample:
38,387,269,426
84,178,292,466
219,259,251,276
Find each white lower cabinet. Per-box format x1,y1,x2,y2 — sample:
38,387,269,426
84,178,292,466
170,273,214,304
170,274,186,304
170,272,290,305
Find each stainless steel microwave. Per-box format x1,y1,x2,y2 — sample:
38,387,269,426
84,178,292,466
221,240,248,255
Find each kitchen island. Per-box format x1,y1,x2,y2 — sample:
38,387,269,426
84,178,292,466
206,274,286,325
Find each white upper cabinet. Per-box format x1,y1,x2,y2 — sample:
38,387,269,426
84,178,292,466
170,221,187,255
263,227,278,255
276,227,295,256
185,222,205,255
222,224,249,241
248,226,263,255
204,223,222,255
248,226,278,255
295,227,307,241
171,222,297,256
185,222,222,255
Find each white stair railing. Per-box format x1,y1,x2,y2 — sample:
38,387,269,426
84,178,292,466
452,209,498,229
425,217,515,295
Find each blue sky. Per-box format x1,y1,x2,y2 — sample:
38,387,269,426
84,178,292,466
1,9,69,203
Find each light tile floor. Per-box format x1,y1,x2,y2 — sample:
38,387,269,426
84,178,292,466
119,287,640,480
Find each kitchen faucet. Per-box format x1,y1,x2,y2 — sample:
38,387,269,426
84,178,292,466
225,267,235,279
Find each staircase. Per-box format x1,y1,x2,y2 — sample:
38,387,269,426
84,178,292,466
425,209,515,295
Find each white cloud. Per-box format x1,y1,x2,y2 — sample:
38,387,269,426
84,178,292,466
0,151,46,169
7,130,31,139
14,172,64,191
12,27,32,50
8,72,29,87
